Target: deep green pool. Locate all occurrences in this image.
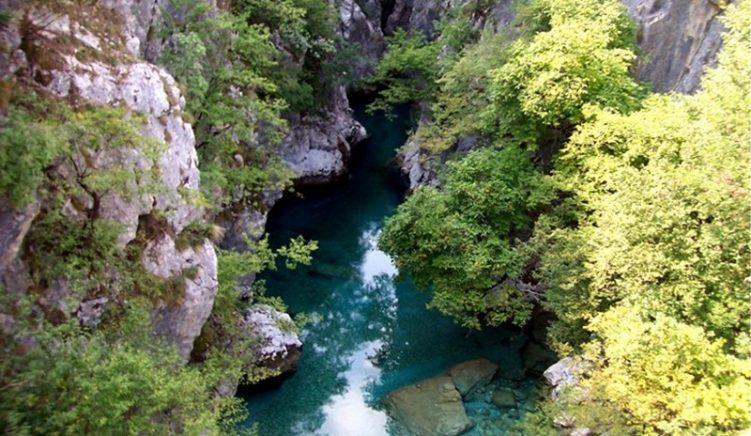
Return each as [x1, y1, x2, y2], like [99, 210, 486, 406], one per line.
[239, 104, 534, 435]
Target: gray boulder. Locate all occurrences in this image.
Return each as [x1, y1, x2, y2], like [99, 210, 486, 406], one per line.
[449, 358, 499, 396]
[543, 357, 591, 400]
[384, 375, 474, 436]
[242, 304, 303, 375]
[145, 237, 219, 359]
[281, 87, 367, 185]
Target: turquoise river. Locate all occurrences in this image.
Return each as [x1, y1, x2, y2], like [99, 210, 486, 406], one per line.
[239, 102, 542, 435]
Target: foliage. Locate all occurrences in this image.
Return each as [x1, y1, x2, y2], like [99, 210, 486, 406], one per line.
[485, 0, 644, 146]
[367, 0, 506, 117]
[535, 0, 751, 352]
[159, 0, 292, 210]
[0, 100, 66, 207]
[380, 146, 553, 328]
[0, 303, 246, 435]
[580, 305, 751, 435]
[235, 0, 347, 109]
[413, 31, 511, 154]
[376, 1, 751, 434]
[517, 2, 751, 434]
[1, 0, 332, 433]
[276, 235, 319, 269]
[0, 92, 159, 208]
[367, 29, 442, 115]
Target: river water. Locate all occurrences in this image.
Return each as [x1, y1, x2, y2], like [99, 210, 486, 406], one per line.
[239, 103, 538, 435]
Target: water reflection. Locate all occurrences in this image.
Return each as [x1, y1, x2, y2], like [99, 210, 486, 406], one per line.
[312, 230, 397, 436]
[359, 225, 397, 287]
[242, 220, 404, 435]
[317, 340, 388, 436]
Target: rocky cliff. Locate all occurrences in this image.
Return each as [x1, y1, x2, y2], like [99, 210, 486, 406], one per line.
[280, 86, 367, 186]
[0, 1, 216, 359]
[0, 0, 371, 377]
[625, 0, 729, 93]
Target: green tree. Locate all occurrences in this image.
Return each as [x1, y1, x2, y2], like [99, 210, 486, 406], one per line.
[585, 304, 751, 434]
[485, 0, 644, 146]
[380, 146, 554, 328]
[367, 29, 442, 115]
[0, 305, 246, 435]
[519, 2, 751, 434]
[413, 31, 511, 155]
[159, 0, 292, 210]
[535, 0, 751, 352]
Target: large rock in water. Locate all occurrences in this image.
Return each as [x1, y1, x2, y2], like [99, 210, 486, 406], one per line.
[242, 304, 303, 375]
[280, 86, 366, 186]
[449, 358, 499, 396]
[384, 375, 474, 436]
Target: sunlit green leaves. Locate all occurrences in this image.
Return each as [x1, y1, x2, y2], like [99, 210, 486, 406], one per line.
[380, 146, 553, 328]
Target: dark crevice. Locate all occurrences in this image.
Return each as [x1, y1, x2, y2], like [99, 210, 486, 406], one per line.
[380, 0, 396, 32]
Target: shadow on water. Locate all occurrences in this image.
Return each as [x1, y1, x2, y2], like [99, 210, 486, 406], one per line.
[238, 100, 531, 435]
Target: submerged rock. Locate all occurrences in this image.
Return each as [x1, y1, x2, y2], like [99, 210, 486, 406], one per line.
[491, 388, 517, 409]
[449, 358, 499, 397]
[384, 375, 474, 436]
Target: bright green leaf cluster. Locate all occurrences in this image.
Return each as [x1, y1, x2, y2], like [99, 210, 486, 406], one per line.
[380, 146, 554, 328]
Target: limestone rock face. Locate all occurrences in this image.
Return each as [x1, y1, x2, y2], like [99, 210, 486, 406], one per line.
[145, 237, 219, 359]
[100, 0, 219, 60]
[623, 0, 727, 93]
[0, 200, 39, 276]
[384, 375, 474, 436]
[100, 0, 165, 57]
[400, 136, 440, 191]
[449, 358, 499, 397]
[219, 207, 269, 252]
[281, 87, 367, 185]
[5, 4, 218, 358]
[242, 304, 303, 375]
[37, 20, 203, 246]
[337, 0, 387, 76]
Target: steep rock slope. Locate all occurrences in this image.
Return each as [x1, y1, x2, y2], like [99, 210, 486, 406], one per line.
[0, 2, 215, 359]
[625, 0, 728, 93]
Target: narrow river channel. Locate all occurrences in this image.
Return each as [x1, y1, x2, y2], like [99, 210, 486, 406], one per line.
[240, 102, 537, 435]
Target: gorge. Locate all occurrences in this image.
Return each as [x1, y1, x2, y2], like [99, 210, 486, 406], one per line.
[0, 0, 748, 435]
[238, 102, 549, 435]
